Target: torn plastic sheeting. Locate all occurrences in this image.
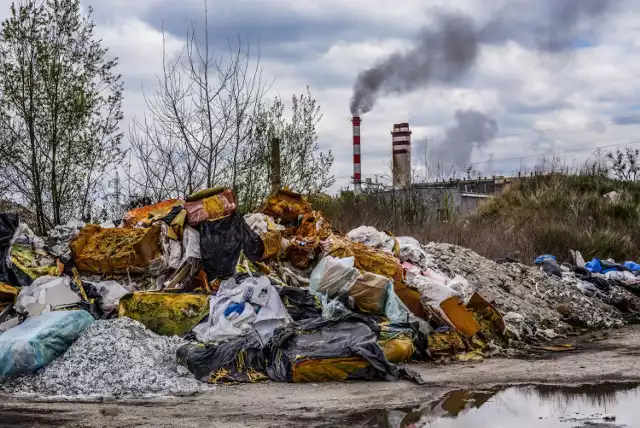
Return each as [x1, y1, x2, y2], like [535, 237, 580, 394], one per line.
[198, 213, 264, 280]
[161, 223, 183, 270]
[0, 310, 94, 376]
[70, 225, 161, 275]
[123, 199, 183, 228]
[193, 275, 291, 343]
[118, 292, 209, 336]
[265, 317, 412, 383]
[15, 275, 81, 317]
[184, 189, 236, 227]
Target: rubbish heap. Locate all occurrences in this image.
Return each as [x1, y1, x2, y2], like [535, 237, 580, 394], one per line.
[0, 188, 639, 396]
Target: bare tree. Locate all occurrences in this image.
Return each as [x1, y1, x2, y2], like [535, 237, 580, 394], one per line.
[606, 147, 640, 181]
[0, 0, 123, 233]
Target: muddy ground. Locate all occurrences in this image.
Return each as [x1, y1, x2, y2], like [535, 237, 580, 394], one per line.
[2, 326, 640, 428]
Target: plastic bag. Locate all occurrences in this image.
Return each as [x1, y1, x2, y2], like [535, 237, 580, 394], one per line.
[198, 213, 264, 279]
[0, 310, 94, 376]
[309, 256, 360, 297]
[16, 275, 81, 317]
[347, 226, 396, 254]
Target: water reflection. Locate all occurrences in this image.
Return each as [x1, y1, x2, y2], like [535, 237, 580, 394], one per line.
[334, 383, 640, 428]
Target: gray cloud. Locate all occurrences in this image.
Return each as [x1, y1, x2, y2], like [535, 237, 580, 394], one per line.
[350, 0, 617, 116]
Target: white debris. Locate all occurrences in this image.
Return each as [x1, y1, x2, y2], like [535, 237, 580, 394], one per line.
[347, 226, 396, 254]
[0, 318, 210, 397]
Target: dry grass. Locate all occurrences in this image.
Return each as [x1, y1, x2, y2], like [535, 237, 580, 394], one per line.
[316, 174, 640, 264]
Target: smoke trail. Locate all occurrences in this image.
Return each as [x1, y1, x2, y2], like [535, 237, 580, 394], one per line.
[429, 109, 498, 170]
[350, 0, 616, 116]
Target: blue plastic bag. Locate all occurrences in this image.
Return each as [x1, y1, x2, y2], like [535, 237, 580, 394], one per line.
[624, 261, 640, 272]
[0, 310, 94, 376]
[534, 254, 556, 265]
[585, 259, 603, 274]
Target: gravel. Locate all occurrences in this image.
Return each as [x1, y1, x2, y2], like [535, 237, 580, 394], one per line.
[0, 317, 211, 397]
[424, 243, 640, 339]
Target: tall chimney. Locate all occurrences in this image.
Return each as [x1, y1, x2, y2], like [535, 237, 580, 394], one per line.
[392, 122, 412, 188]
[352, 116, 362, 193]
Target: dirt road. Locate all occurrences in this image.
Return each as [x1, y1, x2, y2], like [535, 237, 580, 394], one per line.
[3, 326, 640, 427]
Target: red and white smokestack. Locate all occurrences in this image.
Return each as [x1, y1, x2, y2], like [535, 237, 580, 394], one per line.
[352, 116, 362, 193]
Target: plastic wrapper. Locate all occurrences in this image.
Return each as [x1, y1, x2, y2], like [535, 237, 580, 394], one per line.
[0, 310, 94, 376]
[397, 236, 428, 265]
[184, 189, 236, 226]
[349, 272, 390, 315]
[123, 199, 183, 227]
[186, 186, 227, 202]
[70, 225, 161, 275]
[198, 213, 264, 279]
[118, 292, 209, 336]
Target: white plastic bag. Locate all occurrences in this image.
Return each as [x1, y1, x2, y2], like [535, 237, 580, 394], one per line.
[397, 236, 426, 263]
[309, 256, 360, 297]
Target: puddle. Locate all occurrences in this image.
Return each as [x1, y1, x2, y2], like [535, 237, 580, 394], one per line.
[332, 383, 640, 428]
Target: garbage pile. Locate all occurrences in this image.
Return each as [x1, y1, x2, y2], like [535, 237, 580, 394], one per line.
[0, 188, 639, 396]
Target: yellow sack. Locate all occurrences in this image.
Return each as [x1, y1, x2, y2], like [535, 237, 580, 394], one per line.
[261, 230, 282, 260]
[379, 335, 415, 364]
[118, 292, 209, 336]
[71, 225, 161, 275]
[123, 199, 183, 228]
[292, 357, 370, 383]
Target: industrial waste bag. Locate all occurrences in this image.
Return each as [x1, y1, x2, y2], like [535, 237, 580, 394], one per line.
[118, 292, 209, 336]
[0, 310, 94, 376]
[70, 225, 161, 274]
[265, 317, 403, 383]
[177, 332, 266, 383]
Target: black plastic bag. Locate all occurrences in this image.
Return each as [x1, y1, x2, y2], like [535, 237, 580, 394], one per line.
[0, 213, 19, 284]
[265, 317, 421, 383]
[198, 213, 264, 279]
[177, 332, 266, 383]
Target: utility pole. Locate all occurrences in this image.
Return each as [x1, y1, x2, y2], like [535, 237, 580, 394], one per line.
[270, 136, 282, 193]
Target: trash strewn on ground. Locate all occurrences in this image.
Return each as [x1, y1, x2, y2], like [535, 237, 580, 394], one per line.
[0, 190, 639, 396]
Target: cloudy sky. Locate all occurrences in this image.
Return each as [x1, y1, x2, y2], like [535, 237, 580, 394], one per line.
[4, 0, 640, 191]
